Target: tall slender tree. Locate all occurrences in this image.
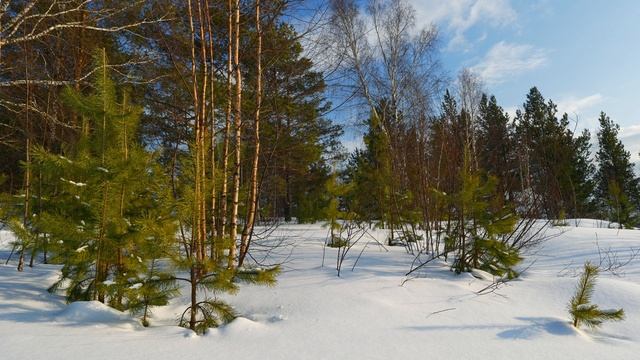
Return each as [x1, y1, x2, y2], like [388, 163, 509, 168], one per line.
[239, 0, 263, 267]
[595, 112, 639, 227]
[228, 0, 243, 269]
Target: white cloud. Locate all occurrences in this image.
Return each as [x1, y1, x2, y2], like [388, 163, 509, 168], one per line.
[620, 132, 640, 163]
[556, 94, 603, 117]
[412, 0, 517, 49]
[620, 124, 640, 139]
[555, 94, 604, 130]
[471, 42, 548, 84]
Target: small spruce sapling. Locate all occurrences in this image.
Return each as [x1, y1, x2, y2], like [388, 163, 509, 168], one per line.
[569, 262, 625, 328]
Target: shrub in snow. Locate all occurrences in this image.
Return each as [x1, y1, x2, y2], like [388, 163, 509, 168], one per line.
[569, 262, 624, 329]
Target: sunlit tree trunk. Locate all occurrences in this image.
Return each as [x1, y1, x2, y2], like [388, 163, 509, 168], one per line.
[186, 0, 204, 329]
[228, 0, 242, 269]
[239, 0, 262, 267]
[219, 0, 234, 247]
[204, 0, 218, 260]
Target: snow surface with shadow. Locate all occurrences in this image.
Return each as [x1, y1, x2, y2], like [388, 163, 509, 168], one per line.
[496, 317, 576, 339]
[1, 222, 639, 360]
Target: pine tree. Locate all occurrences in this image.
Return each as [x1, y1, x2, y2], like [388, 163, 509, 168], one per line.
[34, 50, 179, 323]
[477, 94, 516, 205]
[567, 129, 596, 217]
[446, 150, 521, 278]
[3, 217, 36, 268]
[324, 169, 350, 247]
[347, 104, 396, 242]
[595, 112, 639, 227]
[515, 87, 578, 218]
[569, 262, 624, 328]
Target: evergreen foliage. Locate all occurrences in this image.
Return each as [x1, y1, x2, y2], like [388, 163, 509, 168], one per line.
[33, 51, 179, 323]
[4, 217, 37, 267]
[171, 123, 280, 334]
[477, 94, 516, 205]
[1, 0, 638, 337]
[258, 24, 342, 222]
[569, 262, 625, 329]
[569, 129, 597, 217]
[515, 88, 584, 218]
[323, 169, 351, 247]
[595, 112, 639, 228]
[344, 105, 396, 238]
[446, 159, 521, 278]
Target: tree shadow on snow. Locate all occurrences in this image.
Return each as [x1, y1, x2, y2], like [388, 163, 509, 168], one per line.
[496, 317, 575, 339]
[0, 266, 66, 324]
[404, 317, 577, 340]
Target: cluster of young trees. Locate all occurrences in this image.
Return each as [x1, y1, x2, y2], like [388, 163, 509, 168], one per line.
[323, 0, 640, 277]
[0, 0, 342, 333]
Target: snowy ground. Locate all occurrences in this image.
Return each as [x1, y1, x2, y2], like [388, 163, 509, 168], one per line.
[1, 220, 639, 359]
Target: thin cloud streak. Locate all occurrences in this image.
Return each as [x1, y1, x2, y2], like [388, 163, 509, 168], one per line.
[471, 41, 548, 84]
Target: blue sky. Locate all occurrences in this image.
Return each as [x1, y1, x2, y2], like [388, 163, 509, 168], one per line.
[413, 0, 640, 160]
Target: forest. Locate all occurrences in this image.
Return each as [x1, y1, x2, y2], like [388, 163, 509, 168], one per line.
[0, 0, 639, 356]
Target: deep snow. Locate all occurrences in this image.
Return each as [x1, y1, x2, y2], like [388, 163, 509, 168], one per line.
[1, 220, 639, 359]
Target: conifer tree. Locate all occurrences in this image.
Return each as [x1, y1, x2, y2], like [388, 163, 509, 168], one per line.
[515, 88, 567, 217]
[569, 262, 624, 328]
[595, 112, 639, 227]
[567, 129, 597, 217]
[347, 105, 395, 241]
[477, 94, 516, 205]
[171, 145, 279, 333]
[447, 152, 521, 278]
[324, 169, 349, 247]
[3, 218, 36, 269]
[34, 50, 179, 323]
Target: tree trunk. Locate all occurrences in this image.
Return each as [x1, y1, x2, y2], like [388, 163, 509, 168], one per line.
[196, 0, 209, 265]
[239, 0, 262, 267]
[18, 38, 32, 272]
[204, 0, 218, 260]
[228, 0, 242, 269]
[189, 267, 197, 330]
[219, 0, 234, 246]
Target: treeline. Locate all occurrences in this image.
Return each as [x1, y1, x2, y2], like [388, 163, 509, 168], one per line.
[341, 84, 640, 231]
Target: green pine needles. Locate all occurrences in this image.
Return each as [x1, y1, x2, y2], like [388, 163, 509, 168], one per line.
[324, 170, 350, 248]
[569, 262, 624, 329]
[443, 151, 522, 278]
[35, 49, 178, 325]
[171, 138, 279, 334]
[31, 50, 281, 334]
